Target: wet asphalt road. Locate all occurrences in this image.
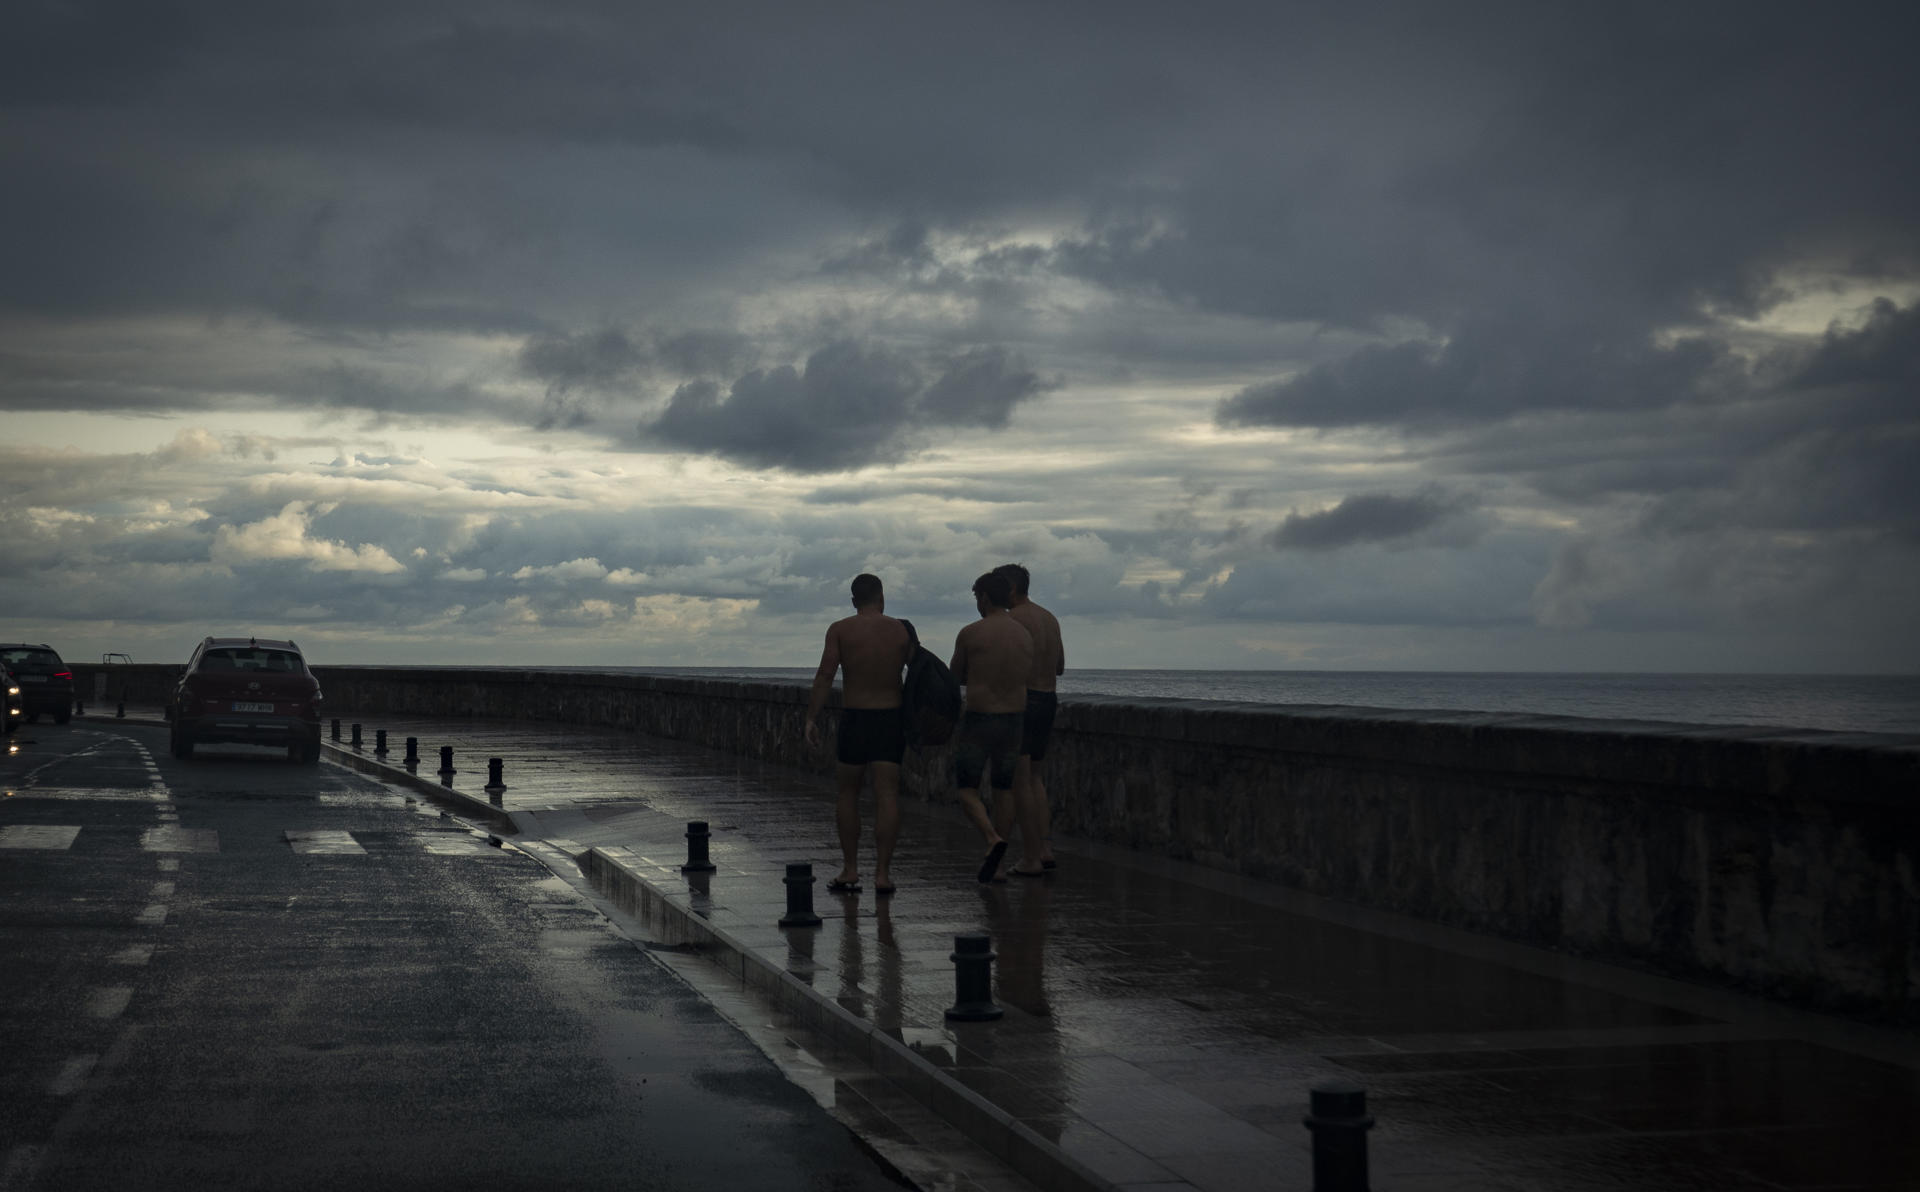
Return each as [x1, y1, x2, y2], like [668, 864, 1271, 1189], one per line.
[0, 719, 914, 1191]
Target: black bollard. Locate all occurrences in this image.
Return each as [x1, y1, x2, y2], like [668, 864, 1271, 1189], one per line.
[779, 863, 821, 928]
[1303, 1081, 1374, 1192]
[404, 737, 419, 768]
[331, 719, 340, 741]
[486, 757, 504, 788]
[350, 722, 362, 748]
[374, 729, 388, 755]
[438, 745, 455, 775]
[945, 933, 1004, 1021]
[682, 821, 717, 873]
[116, 701, 126, 719]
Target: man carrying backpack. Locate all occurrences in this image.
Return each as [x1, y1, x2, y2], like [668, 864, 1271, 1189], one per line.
[805, 573, 912, 895]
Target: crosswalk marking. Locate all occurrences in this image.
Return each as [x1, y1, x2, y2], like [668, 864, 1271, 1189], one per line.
[85, 987, 132, 1019]
[12, 787, 176, 803]
[139, 826, 218, 853]
[0, 825, 81, 850]
[285, 829, 367, 855]
[421, 836, 497, 856]
[48, 1055, 97, 1097]
[0, 824, 510, 857]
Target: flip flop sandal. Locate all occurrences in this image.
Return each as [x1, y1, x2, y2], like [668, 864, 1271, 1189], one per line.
[977, 840, 1009, 884]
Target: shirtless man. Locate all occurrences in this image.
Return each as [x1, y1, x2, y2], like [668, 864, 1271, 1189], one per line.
[948, 570, 1034, 883]
[805, 573, 911, 895]
[994, 562, 1064, 876]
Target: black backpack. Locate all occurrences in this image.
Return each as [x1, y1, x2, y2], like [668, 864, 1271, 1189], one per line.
[897, 619, 962, 749]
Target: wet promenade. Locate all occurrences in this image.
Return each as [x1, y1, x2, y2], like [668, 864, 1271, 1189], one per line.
[211, 712, 1920, 1189]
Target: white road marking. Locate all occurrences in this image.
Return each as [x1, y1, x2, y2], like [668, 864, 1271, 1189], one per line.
[422, 835, 495, 855]
[110, 944, 155, 966]
[18, 787, 168, 802]
[135, 904, 168, 926]
[285, 829, 366, 855]
[149, 881, 175, 898]
[85, 987, 132, 1019]
[0, 825, 81, 850]
[139, 826, 217, 853]
[48, 1055, 97, 1097]
[157, 858, 179, 871]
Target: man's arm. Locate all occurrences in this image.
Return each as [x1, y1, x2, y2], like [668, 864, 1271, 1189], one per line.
[1054, 618, 1066, 676]
[804, 626, 840, 748]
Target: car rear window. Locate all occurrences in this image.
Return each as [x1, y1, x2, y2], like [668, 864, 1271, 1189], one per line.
[1, 648, 63, 669]
[201, 648, 304, 673]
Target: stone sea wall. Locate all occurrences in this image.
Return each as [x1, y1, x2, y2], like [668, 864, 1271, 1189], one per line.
[80, 661, 1919, 1018]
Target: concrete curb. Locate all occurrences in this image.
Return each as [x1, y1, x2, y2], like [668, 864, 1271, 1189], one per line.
[581, 847, 1120, 1192]
[319, 742, 515, 829]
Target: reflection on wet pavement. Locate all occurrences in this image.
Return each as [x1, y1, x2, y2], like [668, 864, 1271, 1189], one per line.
[335, 714, 1920, 1192]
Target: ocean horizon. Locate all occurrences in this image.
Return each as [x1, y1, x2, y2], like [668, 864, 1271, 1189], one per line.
[390, 665, 1920, 737]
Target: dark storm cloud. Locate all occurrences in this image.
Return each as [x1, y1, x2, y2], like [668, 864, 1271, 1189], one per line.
[656, 329, 757, 379]
[1217, 326, 1731, 429]
[917, 347, 1055, 430]
[1792, 298, 1920, 396]
[1268, 489, 1471, 551]
[648, 341, 921, 472]
[518, 328, 650, 393]
[645, 340, 1049, 471]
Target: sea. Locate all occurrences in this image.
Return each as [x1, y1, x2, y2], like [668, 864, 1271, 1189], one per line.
[563, 667, 1920, 737]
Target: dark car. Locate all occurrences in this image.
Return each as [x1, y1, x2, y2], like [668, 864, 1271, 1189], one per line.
[2, 661, 22, 734]
[0, 644, 75, 723]
[167, 637, 324, 764]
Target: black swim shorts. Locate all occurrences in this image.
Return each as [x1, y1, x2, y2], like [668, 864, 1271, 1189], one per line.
[1020, 690, 1058, 761]
[837, 706, 906, 766]
[953, 710, 1021, 791]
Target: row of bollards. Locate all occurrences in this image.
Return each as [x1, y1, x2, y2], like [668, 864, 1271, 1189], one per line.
[325, 720, 505, 793]
[686, 824, 1377, 1188]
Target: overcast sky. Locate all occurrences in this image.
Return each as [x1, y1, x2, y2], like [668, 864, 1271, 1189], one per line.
[3, 1, 1917, 673]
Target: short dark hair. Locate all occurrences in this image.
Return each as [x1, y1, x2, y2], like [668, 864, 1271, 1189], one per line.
[992, 563, 1030, 596]
[972, 571, 1012, 609]
[850, 573, 884, 607]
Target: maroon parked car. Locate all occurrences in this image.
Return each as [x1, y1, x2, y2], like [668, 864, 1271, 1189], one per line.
[167, 637, 324, 764]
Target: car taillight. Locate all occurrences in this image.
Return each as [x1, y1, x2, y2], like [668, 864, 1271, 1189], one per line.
[54, 671, 71, 679]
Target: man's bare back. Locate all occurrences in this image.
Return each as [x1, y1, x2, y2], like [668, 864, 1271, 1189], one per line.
[821, 610, 910, 709]
[1007, 598, 1063, 693]
[951, 611, 1032, 714]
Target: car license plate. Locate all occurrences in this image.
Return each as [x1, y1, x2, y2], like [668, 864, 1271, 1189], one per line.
[19, 675, 45, 683]
[232, 701, 275, 713]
